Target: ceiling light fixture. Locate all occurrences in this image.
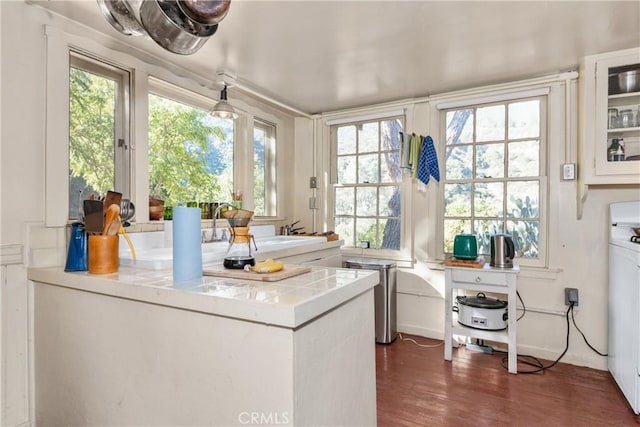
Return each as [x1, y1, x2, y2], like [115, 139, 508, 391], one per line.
[209, 84, 238, 119]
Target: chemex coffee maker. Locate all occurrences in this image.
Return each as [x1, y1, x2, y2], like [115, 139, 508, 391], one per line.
[222, 209, 258, 269]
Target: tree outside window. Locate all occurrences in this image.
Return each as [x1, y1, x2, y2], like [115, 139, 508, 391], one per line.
[443, 99, 543, 260]
[333, 118, 403, 249]
[69, 67, 116, 218]
[147, 94, 233, 208]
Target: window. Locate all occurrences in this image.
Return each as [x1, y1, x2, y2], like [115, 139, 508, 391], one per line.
[442, 97, 546, 263]
[50, 32, 284, 227]
[332, 117, 403, 249]
[253, 119, 277, 216]
[68, 53, 130, 219]
[148, 84, 234, 210]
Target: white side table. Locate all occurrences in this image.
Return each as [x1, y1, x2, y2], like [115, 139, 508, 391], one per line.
[444, 264, 520, 373]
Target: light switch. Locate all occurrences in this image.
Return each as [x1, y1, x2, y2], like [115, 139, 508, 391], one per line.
[309, 177, 317, 188]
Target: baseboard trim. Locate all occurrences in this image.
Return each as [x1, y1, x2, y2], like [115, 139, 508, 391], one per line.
[397, 323, 443, 341]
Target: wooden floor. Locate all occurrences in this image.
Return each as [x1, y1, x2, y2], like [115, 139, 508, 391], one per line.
[376, 334, 639, 426]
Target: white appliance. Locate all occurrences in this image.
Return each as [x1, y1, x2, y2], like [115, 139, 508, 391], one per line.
[608, 200, 640, 415]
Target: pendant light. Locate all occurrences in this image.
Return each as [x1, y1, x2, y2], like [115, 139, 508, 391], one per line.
[209, 84, 238, 119]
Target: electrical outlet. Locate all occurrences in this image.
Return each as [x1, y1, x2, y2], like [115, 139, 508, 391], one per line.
[562, 163, 576, 181]
[564, 287, 579, 306]
[360, 241, 370, 249]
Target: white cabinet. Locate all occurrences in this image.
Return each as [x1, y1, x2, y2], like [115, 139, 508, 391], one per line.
[444, 265, 520, 373]
[578, 47, 640, 218]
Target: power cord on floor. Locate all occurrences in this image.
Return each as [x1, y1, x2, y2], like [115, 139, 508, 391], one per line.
[398, 332, 444, 348]
[571, 303, 608, 357]
[497, 301, 607, 373]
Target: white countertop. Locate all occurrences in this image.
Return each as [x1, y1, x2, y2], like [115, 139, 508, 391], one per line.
[28, 264, 378, 329]
[120, 234, 342, 269]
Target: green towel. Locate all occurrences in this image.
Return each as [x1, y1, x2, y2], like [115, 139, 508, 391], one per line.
[409, 134, 423, 179]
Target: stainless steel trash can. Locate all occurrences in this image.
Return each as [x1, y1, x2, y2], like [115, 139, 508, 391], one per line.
[343, 258, 397, 344]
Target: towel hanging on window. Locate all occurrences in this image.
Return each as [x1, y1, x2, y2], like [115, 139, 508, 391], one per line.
[409, 133, 422, 179]
[400, 132, 412, 171]
[417, 135, 440, 188]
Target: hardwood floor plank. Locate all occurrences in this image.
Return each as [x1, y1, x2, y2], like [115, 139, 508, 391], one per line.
[376, 334, 640, 426]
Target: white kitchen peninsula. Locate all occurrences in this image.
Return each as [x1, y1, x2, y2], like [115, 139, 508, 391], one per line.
[28, 265, 378, 426]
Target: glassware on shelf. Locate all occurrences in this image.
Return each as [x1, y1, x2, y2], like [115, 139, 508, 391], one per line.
[608, 108, 619, 129]
[620, 109, 634, 128]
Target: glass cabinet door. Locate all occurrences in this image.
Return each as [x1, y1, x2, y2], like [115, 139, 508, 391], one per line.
[595, 55, 640, 176]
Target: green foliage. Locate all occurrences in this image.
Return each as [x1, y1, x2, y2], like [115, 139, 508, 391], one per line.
[148, 95, 226, 207]
[69, 67, 115, 194]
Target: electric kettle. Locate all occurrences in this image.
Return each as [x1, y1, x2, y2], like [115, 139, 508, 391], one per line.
[490, 234, 515, 268]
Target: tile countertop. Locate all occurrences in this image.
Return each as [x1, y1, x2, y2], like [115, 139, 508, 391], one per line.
[119, 233, 343, 270]
[27, 265, 378, 329]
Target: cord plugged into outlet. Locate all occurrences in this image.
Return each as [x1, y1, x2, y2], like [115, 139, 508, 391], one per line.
[359, 241, 370, 257]
[565, 287, 579, 306]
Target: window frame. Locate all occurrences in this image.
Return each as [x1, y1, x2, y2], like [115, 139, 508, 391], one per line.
[147, 77, 237, 209]
[329, 114, 409, 258]
[68, 52, 132, 219]
[253, 118, 277, 217]
[436, 94, 549, 268]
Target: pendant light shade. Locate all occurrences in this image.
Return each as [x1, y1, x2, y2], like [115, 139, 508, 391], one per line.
[209, 84, 238, 119]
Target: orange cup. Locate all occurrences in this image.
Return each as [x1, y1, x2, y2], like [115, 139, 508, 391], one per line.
[88, 234, 119, 274]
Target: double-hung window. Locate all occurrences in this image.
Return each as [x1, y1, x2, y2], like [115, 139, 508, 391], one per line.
[441, 96, 547, 265]
[332, 117, 404, 250]
[68, 52, 131, 219]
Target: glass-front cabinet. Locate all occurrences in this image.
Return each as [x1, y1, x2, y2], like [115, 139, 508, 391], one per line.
[596, 59, 640, 175]
[578, 47, 640, 217]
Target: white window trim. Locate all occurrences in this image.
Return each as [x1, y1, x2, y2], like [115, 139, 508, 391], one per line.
[326, 113, 413, 262]
[426, 79, 573, 269]
[69, 53, 132, 207]
[45, 25, 148, 226]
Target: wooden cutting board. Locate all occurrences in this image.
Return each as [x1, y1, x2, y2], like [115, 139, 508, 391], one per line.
[444, 257, 486, 268]
[203, 263, 312, 282]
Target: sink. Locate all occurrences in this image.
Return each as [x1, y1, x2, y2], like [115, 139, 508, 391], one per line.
[254, 235, 327, 246]
[120, 234, 328, 270]
[121, 241, 229, 270]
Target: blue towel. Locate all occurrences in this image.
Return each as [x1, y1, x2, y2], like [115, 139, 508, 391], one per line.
[417, 136, 440, 185]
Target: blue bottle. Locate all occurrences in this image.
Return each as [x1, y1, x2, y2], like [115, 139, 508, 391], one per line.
[64, 222, 88, 272]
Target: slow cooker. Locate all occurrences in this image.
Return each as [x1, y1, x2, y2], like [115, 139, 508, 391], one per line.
[454, 292, 508, 331]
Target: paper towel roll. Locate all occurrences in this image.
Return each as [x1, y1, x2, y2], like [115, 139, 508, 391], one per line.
[173, 207, 202, 281]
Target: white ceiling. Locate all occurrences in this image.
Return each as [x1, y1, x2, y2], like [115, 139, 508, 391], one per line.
[33, 0, 640, 114]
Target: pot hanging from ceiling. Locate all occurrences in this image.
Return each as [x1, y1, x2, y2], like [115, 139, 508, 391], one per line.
[97, 0, 231, 55]
[140, 0, 219, 55]
[176, 0, 231, 25]
[97, 0, 146, 36]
